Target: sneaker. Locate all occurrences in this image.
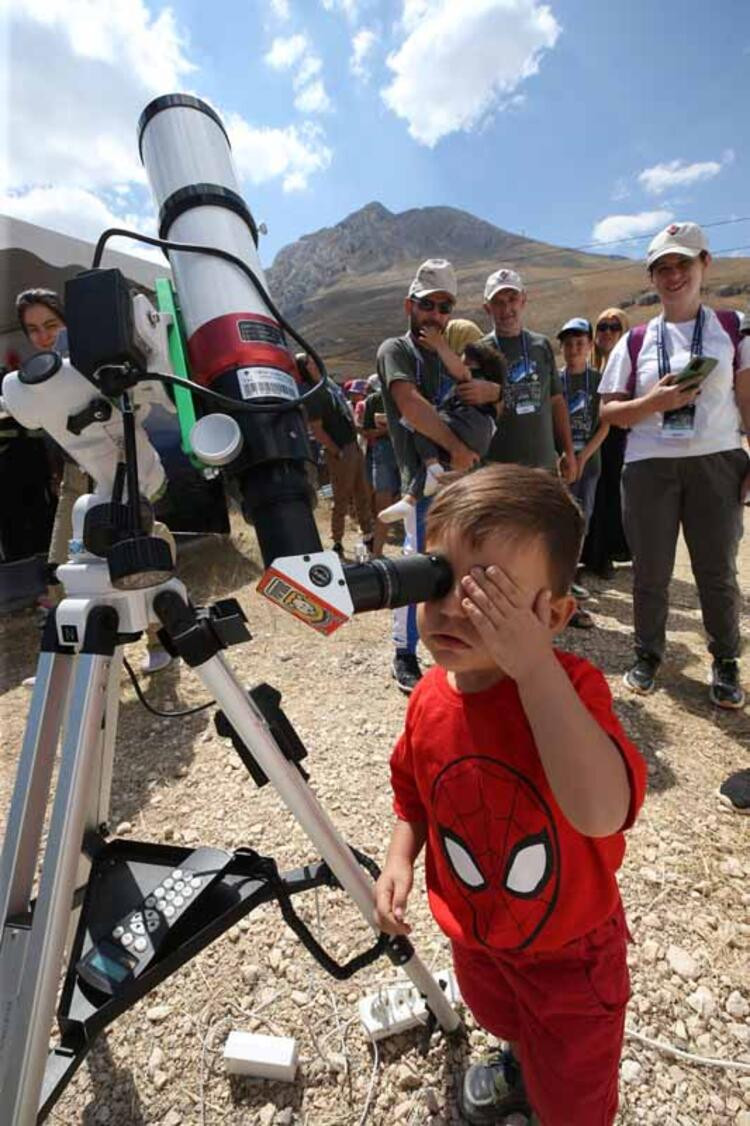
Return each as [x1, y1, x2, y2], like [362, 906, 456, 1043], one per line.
[623, 654, 659, 695]
[570, 581, 591, 601]
[718, 769, 750, 814]
[709, 659, 745, 710]
[379, 498, 417, 524]
[460, 1049, 530, 1125]
[392, 652, 422, 694]
[141, 646, 175, 675]
[568, 607, 595, 630]
[423, 463, 447, 497]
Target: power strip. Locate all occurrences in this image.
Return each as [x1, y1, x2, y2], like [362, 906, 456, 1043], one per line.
[223, 1030, 299, 1081]
[358, 969, 461, 1040]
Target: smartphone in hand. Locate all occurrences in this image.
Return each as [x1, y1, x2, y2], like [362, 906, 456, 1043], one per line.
[669, 356, 718, 387]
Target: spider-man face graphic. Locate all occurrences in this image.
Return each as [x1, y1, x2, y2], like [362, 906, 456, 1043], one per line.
[432, 757, 560, 951]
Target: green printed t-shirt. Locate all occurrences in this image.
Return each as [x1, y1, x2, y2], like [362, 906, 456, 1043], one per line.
[376, 335, 448, 491]
[481, 329, 562, 470]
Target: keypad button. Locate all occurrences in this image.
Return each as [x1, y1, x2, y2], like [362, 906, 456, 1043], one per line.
[154, 886, 166, 899]
[113, 925, 124, 939]
[131, 921, 144, 935]
[165, 890, 175, 901]
[191, 877, 203, 889]
[174, 880, 185, 891]
[183, 884, 194, 897]
[145, 896, 156, 908]
[164, 905, 175, 918]
[121, 933, 134, 947]
[134, 937, 148, 953]
[173, 895, 184, 908]
[163, 877, 174, 889]
[172, 869, 183, 880]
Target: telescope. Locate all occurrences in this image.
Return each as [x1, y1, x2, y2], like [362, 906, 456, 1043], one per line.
[0, 94, 460, 1124]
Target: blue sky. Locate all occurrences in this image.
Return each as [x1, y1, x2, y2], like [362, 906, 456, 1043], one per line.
[4, 0, 749, 270]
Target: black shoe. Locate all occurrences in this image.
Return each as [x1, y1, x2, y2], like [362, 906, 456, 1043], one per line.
[709, 659, 745, 710]
[718, 769, 750, 814]
[460, 1049, 530, 1124]
[332, 542, 344, 557]
[392, 652, 422, 694]
[568, 607, 595, 630]
[624, 654, 660, 695]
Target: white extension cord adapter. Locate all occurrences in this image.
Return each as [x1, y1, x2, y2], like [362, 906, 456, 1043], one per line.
[358, 969, 462, 1040]
[223, 1030, 299, 1081]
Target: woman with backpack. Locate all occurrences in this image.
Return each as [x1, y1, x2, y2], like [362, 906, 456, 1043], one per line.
[599, 221, 750, 708]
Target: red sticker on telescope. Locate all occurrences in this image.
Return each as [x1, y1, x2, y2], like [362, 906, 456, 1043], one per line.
[257, 568, 348, 635]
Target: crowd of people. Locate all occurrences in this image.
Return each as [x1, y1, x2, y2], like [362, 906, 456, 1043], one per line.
[4, 219, 748, 1126]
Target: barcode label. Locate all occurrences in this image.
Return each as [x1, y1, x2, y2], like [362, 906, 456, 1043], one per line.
[237, 367, 298, 401]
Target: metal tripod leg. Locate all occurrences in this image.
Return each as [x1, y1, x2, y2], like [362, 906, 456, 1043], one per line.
[0, 607, 119, 1126]
[193, 651, 460, 1036]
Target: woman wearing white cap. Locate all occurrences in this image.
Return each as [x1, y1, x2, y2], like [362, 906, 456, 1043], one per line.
[599, 221, 750, 707]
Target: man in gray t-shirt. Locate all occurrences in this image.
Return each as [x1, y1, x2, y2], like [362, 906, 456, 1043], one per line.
[375, 259, 492, 694]
[480, 268, 576, 477]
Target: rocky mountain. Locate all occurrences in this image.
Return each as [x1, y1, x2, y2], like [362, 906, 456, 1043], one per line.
[267, 202, 588, 315]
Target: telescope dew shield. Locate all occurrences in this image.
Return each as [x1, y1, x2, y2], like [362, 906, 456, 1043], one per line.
[139, 93, 320, 565]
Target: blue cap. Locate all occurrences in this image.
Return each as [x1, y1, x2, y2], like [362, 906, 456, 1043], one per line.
[557, 317, 592, 340]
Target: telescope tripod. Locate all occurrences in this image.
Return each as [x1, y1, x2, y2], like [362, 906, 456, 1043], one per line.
[0, 563, 460, 1125]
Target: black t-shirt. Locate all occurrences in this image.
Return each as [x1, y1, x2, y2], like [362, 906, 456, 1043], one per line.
[560, 365, 601, 472]
[305, 381, 356, 448]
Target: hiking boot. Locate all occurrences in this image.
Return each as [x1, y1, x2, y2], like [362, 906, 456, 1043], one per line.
[623, 653, 660, 695]
[392, 652, 422, 694]
[718, 769, 750, 814]
[709, 659, 745, 710]
[460, 1049, 530, 1124]
[570, 581, 591, 601]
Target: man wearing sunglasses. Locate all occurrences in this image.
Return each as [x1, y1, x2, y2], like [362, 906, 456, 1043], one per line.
[377, 259, 479, 693]
[480, 268, 577, 483]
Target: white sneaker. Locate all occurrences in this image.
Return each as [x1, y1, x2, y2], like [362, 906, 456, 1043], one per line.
[141, 647, 175, 675]
[22, 676, 36, 689]
[423, 463, 447, 497]
[378, 498, 417, 524]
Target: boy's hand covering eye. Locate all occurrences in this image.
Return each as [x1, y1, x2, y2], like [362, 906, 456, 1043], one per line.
[461, 565, 555, 682]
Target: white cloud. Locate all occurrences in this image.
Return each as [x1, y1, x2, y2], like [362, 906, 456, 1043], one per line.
[264, 32, 332, 114]
[265, 33, 309, 70]
[321, 0, 361, 21]
[0, 185, 163, 262]
[637, 152, 734, 196]
[351, 28, 376, 80]
[3, 4, 332, 246]
[591, 210, 674, 247]
[381, 0, 560, 146]
[226, 116, 332, 193]
[269, 0, 292, 19]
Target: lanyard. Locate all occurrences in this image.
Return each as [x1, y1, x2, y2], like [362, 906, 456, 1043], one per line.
[656, 307, 704, 378]
[561, 365, 592, 401]
[494, 330, 530, 375]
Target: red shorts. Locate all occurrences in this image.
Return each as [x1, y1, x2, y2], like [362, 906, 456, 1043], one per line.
[452, 903, 630, 1126]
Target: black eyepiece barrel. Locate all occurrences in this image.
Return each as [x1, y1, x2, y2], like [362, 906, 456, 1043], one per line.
[344, 554, 452, 613]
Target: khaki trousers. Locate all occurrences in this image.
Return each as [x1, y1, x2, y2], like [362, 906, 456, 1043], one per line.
[325, 441, 373, 544]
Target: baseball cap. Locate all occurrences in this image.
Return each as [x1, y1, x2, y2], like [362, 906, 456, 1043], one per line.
[484, 268, 524, 302]
[347, 379, 369, 396]
[646, 221, 709, 269]
[557, 317, 593, 340]
[408, 258, 457, 300]
[367, 372, 380, 389]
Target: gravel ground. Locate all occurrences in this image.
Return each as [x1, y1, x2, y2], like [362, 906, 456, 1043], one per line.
[0, 509, 748, 1126]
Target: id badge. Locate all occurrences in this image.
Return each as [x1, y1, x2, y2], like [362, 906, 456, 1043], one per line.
[661, 405, 696, 439]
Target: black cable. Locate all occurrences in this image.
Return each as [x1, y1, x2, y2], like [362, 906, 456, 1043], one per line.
[122, 655, 214, 717]
[91, 227, 331, 412]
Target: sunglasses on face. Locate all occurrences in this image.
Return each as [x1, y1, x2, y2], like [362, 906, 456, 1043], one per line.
[414, 296, 455, 314]
[596, 321, 621, 333]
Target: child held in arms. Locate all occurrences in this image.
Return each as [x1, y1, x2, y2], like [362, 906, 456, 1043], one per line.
[378, 339, 505, 523]
[374, 464, 646, 1126]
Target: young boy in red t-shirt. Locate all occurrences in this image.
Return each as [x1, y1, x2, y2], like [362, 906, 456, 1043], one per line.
[374, 464, 646, 1126]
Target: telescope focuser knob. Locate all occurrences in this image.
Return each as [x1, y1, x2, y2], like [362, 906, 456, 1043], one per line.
[108, 535, 175, 590]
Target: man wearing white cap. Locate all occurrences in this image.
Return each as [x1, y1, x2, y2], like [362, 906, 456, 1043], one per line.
[599, 221, 750, 708]
[376, 258, 480, 693]
[480, 268, 577, 479]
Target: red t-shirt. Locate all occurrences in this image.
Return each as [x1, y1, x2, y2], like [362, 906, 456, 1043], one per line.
[390, 652, 646, 954]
